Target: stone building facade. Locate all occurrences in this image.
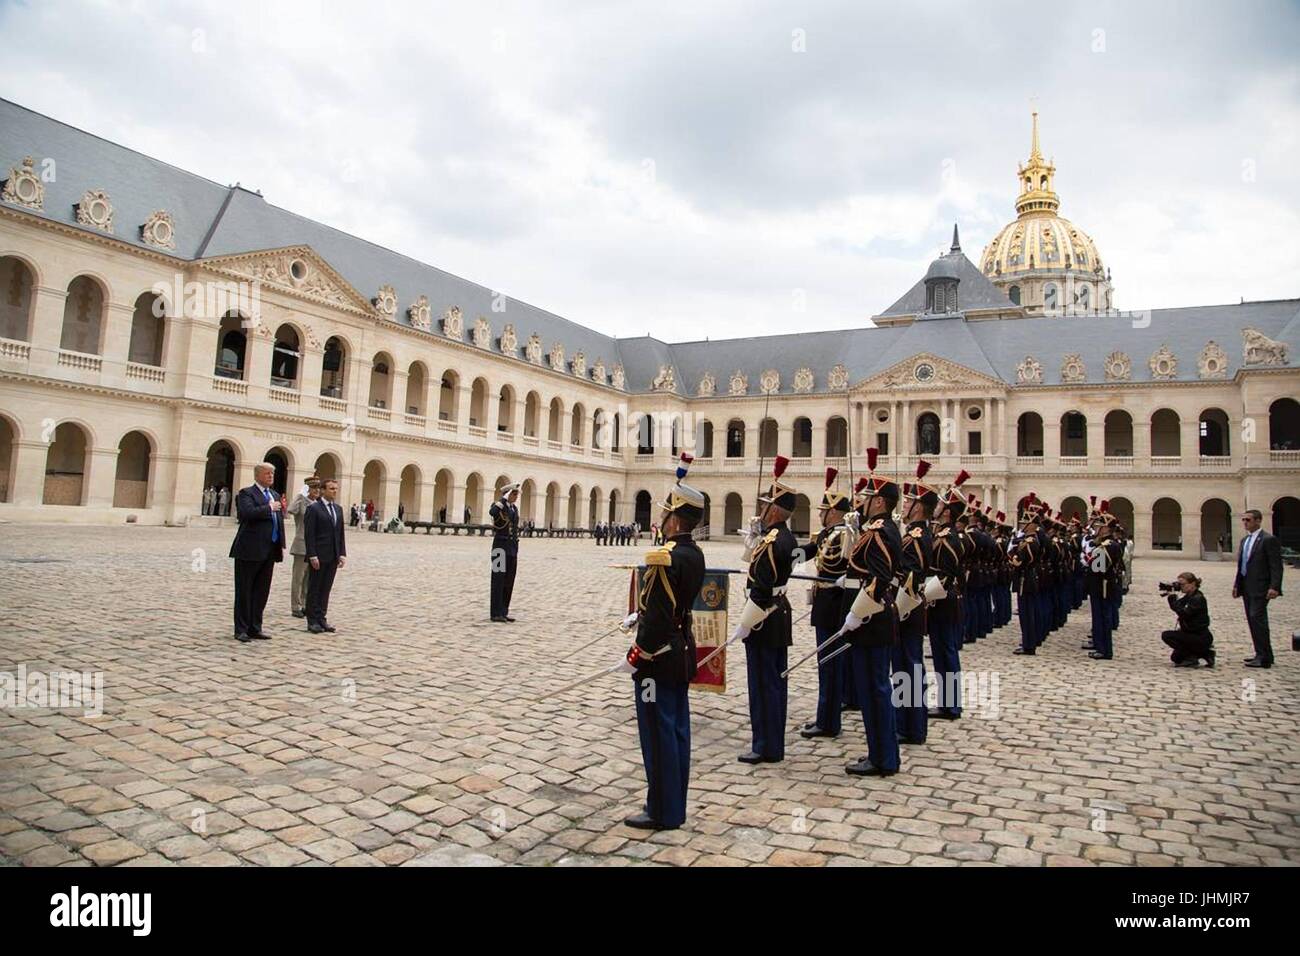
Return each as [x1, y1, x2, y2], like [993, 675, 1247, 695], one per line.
[1, 99, 1297, 557]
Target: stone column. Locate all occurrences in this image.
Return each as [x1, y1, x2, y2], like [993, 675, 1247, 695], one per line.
[1133, 507, 1153, 558]
[811, 421, 827, 460]
[1044, 418, 1061, 465]
[381, 476, 402, 523]
[449, 482, 466, 523]
[10, 438, 48, 506]
[99, 302, 135, 387]
[900, 401, 911, 456]
[86, 446, 119, 509]
[1086, 418, 1104, 464]
[1180, 418, 1200, 469]
[299, 345, 323, 400]
[243, 328, 273, 398]
[25, 286, 68, 378]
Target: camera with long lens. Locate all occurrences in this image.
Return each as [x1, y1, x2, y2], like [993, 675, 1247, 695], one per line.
[1157, 581, 1178, 594]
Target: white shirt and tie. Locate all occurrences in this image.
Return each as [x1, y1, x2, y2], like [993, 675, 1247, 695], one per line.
[1239, 529, 1259, 576]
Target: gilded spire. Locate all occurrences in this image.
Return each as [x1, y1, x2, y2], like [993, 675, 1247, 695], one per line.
[1015, 110, 1058, 218]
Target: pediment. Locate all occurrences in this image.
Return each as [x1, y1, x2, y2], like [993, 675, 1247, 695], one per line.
[198, 245, 372, 313]
[854, 353, 1003, 392]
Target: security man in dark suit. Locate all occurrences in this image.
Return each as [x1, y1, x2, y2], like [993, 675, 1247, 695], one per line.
[304, 478, 347, 634]
[798, 468, 852, 740]
[841, 449, 903, 776]
[734, 456, 797, 765]
[928, 470, 970, 720]
[894, 461, 936, 745]
[489, 483, 521, 622]
[228, 462, 285, 643]
[1234, 508, 1284, 668]
[624, 457, 707, 830]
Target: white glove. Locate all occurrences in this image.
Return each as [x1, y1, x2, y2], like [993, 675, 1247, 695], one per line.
[834, 574, 848, 588]
[619, 612, 639, 632]
[731, 623, 751, 641]
[842, 611, 863, 633]
[844, 512, 860, 532]
[794, 558, 817, 577]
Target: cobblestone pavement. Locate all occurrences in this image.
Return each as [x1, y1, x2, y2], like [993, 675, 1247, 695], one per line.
[1, 523, 1297, 867]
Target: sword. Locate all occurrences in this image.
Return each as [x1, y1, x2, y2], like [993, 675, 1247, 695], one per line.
[535, 658, 632, 702]
[563, 620, 632, 661]
[818, 641, 853, 668]
[781, 626, 848, 679]
[607, 565, 839, 584]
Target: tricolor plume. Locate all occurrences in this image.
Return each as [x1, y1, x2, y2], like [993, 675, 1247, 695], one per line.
[675, 452, 694, 482]
[772, 455, 789, 479]
[866, 447, 879, 472]
[824, 467, 838, 489]
[915, 459, 932, 480]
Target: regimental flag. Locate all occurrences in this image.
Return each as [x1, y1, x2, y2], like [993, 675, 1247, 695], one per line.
[629, 567, 729, 693]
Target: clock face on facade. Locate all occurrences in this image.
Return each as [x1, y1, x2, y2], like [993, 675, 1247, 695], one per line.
[914, 362, 935, 383]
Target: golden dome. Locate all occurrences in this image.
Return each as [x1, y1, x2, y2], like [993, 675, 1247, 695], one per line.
[979, 112, 1113, 311]
[981, 213, 1105, 279]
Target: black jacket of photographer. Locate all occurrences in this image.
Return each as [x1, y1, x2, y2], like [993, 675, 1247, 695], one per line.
[1166, 588, 1210, 636]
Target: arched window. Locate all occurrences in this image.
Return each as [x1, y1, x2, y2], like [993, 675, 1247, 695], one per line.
[916, 412, 940, 456]
[0, 256, 35, 341]
[1269, 398, 1300, 450]
[128, 292, 166, 366]
[792, 417, 812, 458]
[825, 416, 848, 457]
[1017, 412, 1043, 456]
[1043, 283, 1059, 311]
[1008, 284, 1021, 306]
[61, 276, 105, 354]
[321, 336, 346, 398]
[270, 325, 300, 388]
[637, 415, 654, 454]
[726, 420, 745, 458]
[215, 313, 247, 379]
[1199, 408, 1230, 457]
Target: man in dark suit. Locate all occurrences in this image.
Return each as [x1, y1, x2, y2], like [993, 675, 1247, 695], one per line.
[304, 478, 347, 634]
[1233, 508, 1283, 668]
[488, 483, 520, 622]
[229, 462, 285, 643]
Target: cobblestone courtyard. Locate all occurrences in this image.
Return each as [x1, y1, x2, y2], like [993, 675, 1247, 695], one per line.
[1, 523, 1297, 867]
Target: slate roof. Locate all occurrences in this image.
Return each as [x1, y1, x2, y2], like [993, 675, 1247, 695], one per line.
[2, 97, 1295, 396]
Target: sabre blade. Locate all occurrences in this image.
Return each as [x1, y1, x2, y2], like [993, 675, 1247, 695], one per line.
[781, 625, 845, 679]
[819, 641, 853, 668]
[536, 658, 630, 702]
[563, 621, 627, 660]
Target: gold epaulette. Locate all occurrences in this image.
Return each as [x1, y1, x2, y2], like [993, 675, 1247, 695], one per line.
[644, 543, 675, 566]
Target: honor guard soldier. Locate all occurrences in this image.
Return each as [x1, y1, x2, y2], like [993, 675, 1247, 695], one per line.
[895, 460, 937, 745]
[994, 511, 1014, 627]
[623, 455, 707, 830]
[733, 456, 798, 764]
[1032, 499, 1054, 644]
[488, 483, 521, 622]
[1084, 505, 1125, 659]
[928, 469, 970, 720]
[798, 468, 853, 740]
[1010, 503, 1042, 654]
[840, 449, 903, 777]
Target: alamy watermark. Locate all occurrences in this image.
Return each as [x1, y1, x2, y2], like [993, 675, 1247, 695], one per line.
[1, 664, 104, 718]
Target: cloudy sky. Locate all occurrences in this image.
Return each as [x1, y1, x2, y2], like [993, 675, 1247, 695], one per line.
[1, 0, 1297, 341]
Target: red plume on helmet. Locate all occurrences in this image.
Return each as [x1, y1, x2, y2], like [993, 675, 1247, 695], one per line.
[967, 492, 976, 504]
[915, 459, 931, 480]
[824, 466, 838, 489]
[1100, 499, 1110, 514]
[854, 476, 869, 493]
[1089, 495, 1097, 507]
[952, 469, 970, 487]
[866, 447, 879, 472]
[997, 511, 1006, 522]
[772, 455, 790, 479]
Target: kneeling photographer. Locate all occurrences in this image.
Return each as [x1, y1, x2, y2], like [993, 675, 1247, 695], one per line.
[1160, 572, 1214, 667]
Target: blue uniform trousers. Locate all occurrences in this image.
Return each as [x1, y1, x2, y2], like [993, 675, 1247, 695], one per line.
[745, 643, 788, 760]
[1018, 591, 1038, 651]
[1089, 591, 1113, 658]
[812, 622, 844, 735]
[928, 603, 963, 716]
[892, 614, 928, 743]
[633, 677, 690, 827]
[851, 644, 900, 771]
